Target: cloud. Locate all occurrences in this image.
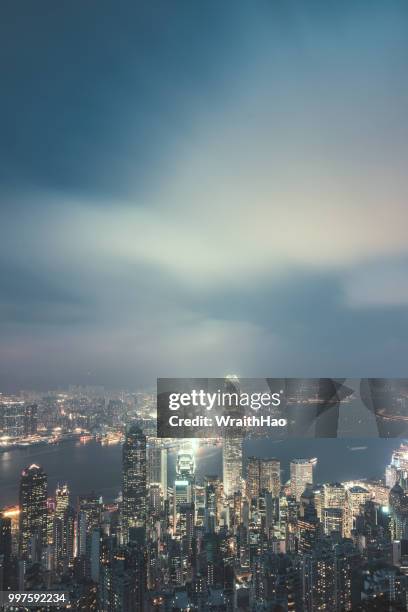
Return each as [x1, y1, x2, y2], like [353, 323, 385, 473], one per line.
[343, 260, 408, 308]
[1, 0, 408, 390]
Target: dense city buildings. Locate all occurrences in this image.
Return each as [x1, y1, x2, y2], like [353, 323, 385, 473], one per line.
[0, 400, 37, 439]
[1, 387, 408, 609]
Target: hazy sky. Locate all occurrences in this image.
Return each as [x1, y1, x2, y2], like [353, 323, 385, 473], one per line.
[1, 0, 408, 391]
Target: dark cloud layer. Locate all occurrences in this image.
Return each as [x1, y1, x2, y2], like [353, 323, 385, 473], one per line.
[1, 0, 408, 391]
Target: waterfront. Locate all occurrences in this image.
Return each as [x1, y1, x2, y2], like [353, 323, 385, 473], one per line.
[0, 437, 402, 507]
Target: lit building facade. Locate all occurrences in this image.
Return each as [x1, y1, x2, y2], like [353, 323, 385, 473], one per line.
[122, 424, 146, 542]
[19, 464, 48, 561]
[290, 459, 316, 502]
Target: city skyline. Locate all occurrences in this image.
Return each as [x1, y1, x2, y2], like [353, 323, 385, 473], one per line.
[1, 0, 408, 608]
[1, 381, 408, 607]
[2, 412, 408, 609]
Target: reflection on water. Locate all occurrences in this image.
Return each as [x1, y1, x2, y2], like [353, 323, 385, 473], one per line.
[0, 437, 401, 507]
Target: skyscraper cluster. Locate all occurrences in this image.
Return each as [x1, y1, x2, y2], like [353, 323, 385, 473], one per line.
[2, 415, 408, 610]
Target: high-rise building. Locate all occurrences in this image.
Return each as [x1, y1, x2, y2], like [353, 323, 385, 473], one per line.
[194, 485, 206, 527]
[174, 480, 192, 534]
[389, 483, 408, 540]
[222, 376, 243, 497]
[176, 442, 196, 483]
[19, 464, 48, 561]
[260, 458, 281, 497]
[53, 484, 70, 570]
[178, 502, 195, 552]
[64, 507, 75, 567]
[290, 459, 316, 502]
[23, 404, 38, 436]
[122, 424, 146, 542]
[223, 437, 243, 498]
[77, 493, 102, 579]
[323, 508, 343, 536]
[347, 486, 371, 519]
[147, 444, 168, 499]
[246, 457, 281, 499]
[55, 484, 69, 520]
[99, 531, 146, 611]
[247, 456, 260, 500]
[302, 542, 336, 610]
[149, 484, 162, 515]
[204, 478, 222, 533]
[323, 483, 346, 510]
[0, 513, 12, 590]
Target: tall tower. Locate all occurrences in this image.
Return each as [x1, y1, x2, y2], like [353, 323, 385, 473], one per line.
[147, 443, 168, 499]
[19, 464, 48, 561]
[53, 484, 70, 569]
[223, 440, 243, 497]
[222, 376, 243, 497]
[0, 513, 12, 589]
[290, 459, 316, 502]
[55, 484, 69, 520]
[260, 458, 281, 497]
[122, 424, 146, 542]
[247, 457, 260, 500]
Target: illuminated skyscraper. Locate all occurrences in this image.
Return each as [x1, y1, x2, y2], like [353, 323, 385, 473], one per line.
[347, 486, 371, 519]
[222, 376, 243, 497]
[246, 457, 260, 500]
[323, 483, 346, 510]
[77, 493, 101, 558]
[290, 459, 316, 502]
[176, 442, 195, 483]
[223, 438, 243, 497]
[64, 506, 75, 567]
[0, 513, 12, 590]
[323, 507, 343, 536]
[147, 443, 168, 499]
[302, 542, 336, 610]
[122, 424, 146, 542]
[55, 484, 69, 520]
[19, 464, 48, 561]
[178, 502, 195, 552]
[174, 480, 191, 506]
[76, 493, 101, 580]
[204, 477, 222, 533]
[53, 484, 70, 570]
[247, 457, 281, 499]
[260, 458, 281, 497]
[173, 479, 192, 538]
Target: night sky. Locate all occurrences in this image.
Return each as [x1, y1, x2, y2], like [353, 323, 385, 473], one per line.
[1, 1, 408, 391]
